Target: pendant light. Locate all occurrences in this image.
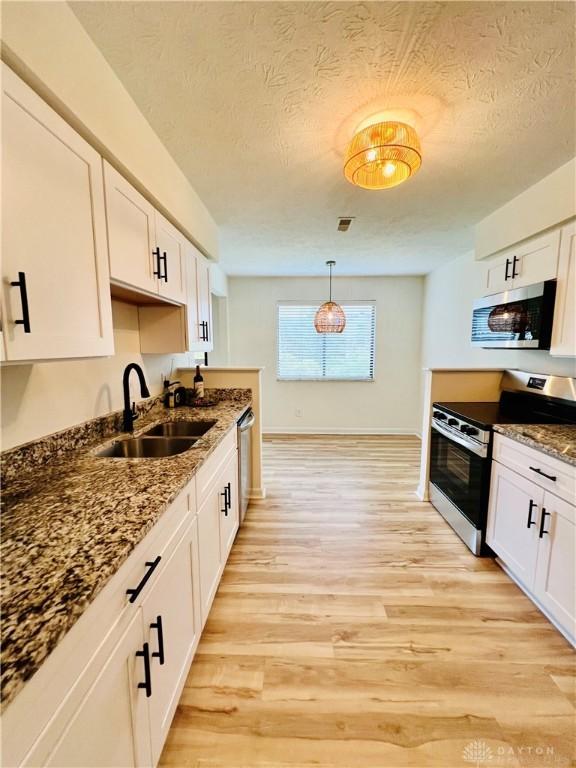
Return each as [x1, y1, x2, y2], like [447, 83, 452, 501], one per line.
[344, 120, 422, 190]
[314, 261, 346, 333]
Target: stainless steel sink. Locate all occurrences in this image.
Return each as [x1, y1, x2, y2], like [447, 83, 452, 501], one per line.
[142, 420, 216, 438]
[96, 436, 198, 458]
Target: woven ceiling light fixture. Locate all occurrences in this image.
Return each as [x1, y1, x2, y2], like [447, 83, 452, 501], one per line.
[344, 120, 422, 190]
[314, 261, 346, 333]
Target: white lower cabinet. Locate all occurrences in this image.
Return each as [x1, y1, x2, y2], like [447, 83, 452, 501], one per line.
[487, 434, 576, 644]
[142, 520, 200, 766]
[3, 434, 241, 767]
[533, 492, 576, 637]
[43, 611, 152, 768]
[486, 462, 543, 589]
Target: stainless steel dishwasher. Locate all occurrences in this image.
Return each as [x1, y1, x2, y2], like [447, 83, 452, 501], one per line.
[237, 408, 255, 524]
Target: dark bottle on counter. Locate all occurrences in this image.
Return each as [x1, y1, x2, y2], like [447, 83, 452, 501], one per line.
[194, 365, 204, 400]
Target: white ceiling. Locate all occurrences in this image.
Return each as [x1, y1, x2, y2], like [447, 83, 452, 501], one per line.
[71, 1, 576, 276]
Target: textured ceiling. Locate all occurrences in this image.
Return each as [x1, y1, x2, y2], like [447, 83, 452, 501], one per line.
[71, 1, 576, 276]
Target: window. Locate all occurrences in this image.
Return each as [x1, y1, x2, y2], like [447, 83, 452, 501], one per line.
[277, 301, 376, 381]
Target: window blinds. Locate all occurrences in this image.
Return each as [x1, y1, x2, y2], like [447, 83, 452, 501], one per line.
[277, 301, 376, 380]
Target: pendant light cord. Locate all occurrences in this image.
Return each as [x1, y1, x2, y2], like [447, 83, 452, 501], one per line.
[329, 262, 332, 302]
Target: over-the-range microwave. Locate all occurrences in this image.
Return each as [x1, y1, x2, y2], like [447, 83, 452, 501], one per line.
[471, 281, 556, 349]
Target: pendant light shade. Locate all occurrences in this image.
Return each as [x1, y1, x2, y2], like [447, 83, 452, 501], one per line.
[314, 261, 346, 333]
[344, 120, 422, 190]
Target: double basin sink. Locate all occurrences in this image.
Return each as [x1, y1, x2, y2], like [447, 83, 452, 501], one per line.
[97, 420, 216, 459]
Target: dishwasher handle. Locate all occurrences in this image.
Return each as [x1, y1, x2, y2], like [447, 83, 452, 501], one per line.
[238, 410, 255, 431]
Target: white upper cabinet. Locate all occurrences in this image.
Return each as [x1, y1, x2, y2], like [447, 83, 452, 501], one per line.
[155, 212, 187, 304]
[104, 163, 188, 305]
[1, 64, 114, 361]
[484, 229, 561, 296]
[550, 221, 576, 357]
[103, 161, 158, 296]
[196, 253, 213, 349]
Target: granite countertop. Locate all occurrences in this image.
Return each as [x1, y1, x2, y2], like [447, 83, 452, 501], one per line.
[0, 390, 251, 709]
[494, 424, 576, 467]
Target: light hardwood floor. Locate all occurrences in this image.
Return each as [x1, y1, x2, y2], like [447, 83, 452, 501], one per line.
[161, 435, 575, 768]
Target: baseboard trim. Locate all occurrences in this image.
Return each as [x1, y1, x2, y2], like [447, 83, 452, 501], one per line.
[263, 427, 421, 436]
[495, 557, 575, 648]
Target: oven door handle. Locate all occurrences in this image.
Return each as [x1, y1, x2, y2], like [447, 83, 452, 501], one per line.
[431, 421, 487, 458]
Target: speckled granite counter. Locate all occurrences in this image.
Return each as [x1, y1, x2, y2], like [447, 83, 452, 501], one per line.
[494, 424, 576, 467]
[0, 389, 251, 709]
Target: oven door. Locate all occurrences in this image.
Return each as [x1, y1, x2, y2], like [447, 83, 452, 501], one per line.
[430, 424, 490, 528]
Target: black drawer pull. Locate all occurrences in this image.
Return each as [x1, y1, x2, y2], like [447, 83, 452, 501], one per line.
[511, 255, 519, 279]
[136, 642, 152, 698]
[529, 466, 557, 482]
[200, 320, 208, 341]
[161, 251, 168, 283]
[226, 482, 231, 511]
[526, 499, 537, 528]
[151, 615, 165, 665]
[126, 556, 161, 603]
[504, 258, 511, 281]
[221, 487, 229, 516]
[539, 508, 550, 539]
[11, 272, 31, 333]
[152, 247, 162, 279]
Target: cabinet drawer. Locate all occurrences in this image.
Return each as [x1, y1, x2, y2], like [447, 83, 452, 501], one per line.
[195, 429, 237, 499]
[493, 434, 575, 504]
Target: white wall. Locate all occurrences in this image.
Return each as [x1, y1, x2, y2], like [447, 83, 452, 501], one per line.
[0, 302, 196, 450]
[421, 250, 576, 376]
[227, 276, 425, 434]
[1, 1, 218, 258]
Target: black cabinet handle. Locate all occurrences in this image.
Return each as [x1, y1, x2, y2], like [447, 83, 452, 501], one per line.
[511, 255, 519, 279]
[221, 487, 229, 516]
[151, 615, 165, 665]
[200, 320, 209, 341]
[161, 251, 168, 283]
[529, 466, 557, 482]
[136, 642, 152, 698]
[526, 499, 537, 528]
[126, 556, 161, 603]
[504, 258, 511, 281]
[539, 508, 550, 539]
[226, 482, 231, 511]
[10, 272, 31, 333]
[152, 247, 162, 279]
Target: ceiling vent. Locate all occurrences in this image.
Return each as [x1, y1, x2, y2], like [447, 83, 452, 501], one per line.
[338, 217, 354, 232]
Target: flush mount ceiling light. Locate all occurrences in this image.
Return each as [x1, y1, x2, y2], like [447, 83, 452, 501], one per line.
[344, 120, 422, 190]
[314, 261, 346, 334]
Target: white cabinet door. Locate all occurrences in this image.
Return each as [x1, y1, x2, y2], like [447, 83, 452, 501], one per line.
[219, 450, 239, 561]
[551, 221, 576, 357]
[142, 520, 199, 765]
[512, 229, 560, 289]
[103, 161, 158, 296]
[534, 492, 576, 642]
[185, 241, 201, 348]
[1, 64, 113, 361]
[487, 461, 543, 589]
[155, 212, 187, 304]
[485, 256, 511, 295]
[43, 612, 152, 768]
[196, 254, 213, 351]
[197, 487, 223, 626]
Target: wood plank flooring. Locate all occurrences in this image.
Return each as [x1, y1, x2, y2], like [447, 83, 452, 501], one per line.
[160, 435, 575, 768]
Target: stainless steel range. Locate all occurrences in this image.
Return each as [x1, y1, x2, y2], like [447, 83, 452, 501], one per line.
[429, 371, 576, 556]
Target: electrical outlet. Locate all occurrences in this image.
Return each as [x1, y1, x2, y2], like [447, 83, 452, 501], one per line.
[295, 408, 302, 418]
